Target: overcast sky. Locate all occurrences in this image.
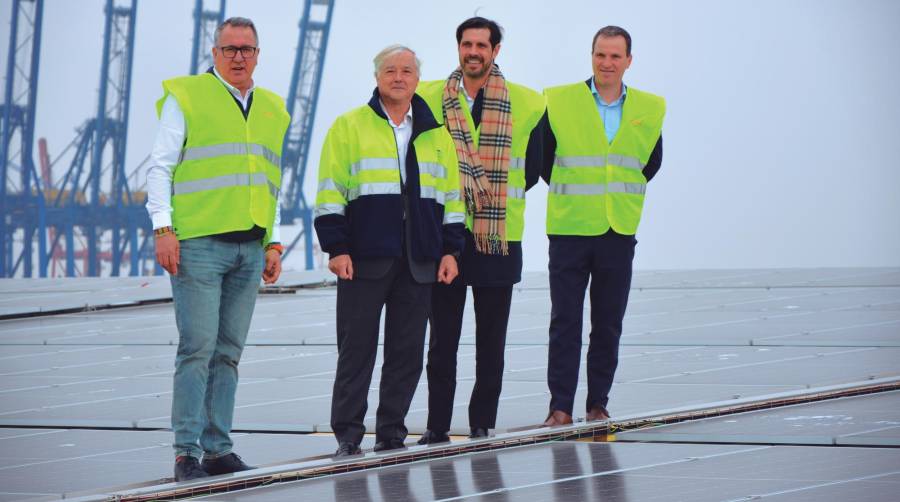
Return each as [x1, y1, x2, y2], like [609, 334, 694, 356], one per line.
[2, 0, 898, 272]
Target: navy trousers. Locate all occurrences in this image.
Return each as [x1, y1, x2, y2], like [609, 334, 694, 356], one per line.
[547, 234, 634, 415]
[330, 257, 432, 445]
[425, 279, 513, 432]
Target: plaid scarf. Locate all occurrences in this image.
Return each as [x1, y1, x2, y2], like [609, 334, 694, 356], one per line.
[442, 65, 513, 255]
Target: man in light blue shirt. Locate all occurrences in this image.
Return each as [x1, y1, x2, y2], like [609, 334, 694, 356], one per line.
[531, 25, 665, 428]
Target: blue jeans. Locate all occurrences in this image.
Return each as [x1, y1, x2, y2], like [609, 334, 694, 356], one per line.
[170, 237, 263, 459]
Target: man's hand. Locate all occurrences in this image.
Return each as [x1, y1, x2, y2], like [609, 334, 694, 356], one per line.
[328, 254, 353, 280]
[262, 249, 282, 284]
[437, 254, 458, 284]
[155, 233, 180, 275]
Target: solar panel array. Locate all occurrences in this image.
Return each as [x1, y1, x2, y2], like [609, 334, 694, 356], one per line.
[0, 268, 897, 500]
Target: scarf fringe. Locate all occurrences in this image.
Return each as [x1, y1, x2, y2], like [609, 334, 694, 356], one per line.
[474, 232, 509, 256]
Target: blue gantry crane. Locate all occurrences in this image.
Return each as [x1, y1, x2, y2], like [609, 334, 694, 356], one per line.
[0, 0, 44, 277]
[46, 0, 148, 277]
[190, 0, 226, 75]
[1, 0, 334, 277]
[0, 0, 149, 277]
[281, 0, 335, 269]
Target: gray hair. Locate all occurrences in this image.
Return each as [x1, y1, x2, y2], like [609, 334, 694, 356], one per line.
[373, 44, 421, 77]
[215, 17, 259, 46]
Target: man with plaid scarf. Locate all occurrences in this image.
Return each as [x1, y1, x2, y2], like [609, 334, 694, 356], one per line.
[416, 17, 545, 443]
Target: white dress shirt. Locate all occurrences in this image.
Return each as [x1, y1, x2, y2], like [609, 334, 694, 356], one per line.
[460, 81, 476, 110]
[379, 100, 414, 185]
[145, 68, 282, 243]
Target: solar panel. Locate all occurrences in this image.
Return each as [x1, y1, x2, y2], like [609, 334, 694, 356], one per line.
[0, 268, 897, 500]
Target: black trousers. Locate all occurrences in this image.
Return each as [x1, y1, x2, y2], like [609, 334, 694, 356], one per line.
[547, 235, 634, 415]
[330, 257, 432, 445]
[425, 279, 514, 432]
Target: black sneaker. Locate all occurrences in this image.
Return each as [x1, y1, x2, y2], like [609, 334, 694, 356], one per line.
[374, 438, 406, 452]
[469, 427, 489, 439]
[334, 441, 362, 458]
[201, 452, 255, 476]
[417, 430, 450, 445]
[174, 456, 209, 482]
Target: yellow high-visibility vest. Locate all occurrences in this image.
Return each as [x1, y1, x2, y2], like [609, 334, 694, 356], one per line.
[544, 82, 664, 236]
[157, 73, 290, 244]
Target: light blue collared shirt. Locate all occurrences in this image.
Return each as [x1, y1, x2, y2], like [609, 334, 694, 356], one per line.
[590, 78, 626, 144]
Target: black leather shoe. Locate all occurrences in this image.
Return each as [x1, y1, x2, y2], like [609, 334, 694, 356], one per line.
[174, 456, 209, 482]
[417, 430, 450, 445]
[373, 438, 406, 452]
[334, 441, 362, 458]
[201, 452, 255, 476]
[469, 427, 489, 439]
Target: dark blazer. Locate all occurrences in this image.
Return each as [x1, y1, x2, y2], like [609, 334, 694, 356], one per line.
[354, 192, 438, 284]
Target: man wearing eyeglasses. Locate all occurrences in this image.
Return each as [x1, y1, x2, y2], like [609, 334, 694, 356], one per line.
[145, 17, 290, 482]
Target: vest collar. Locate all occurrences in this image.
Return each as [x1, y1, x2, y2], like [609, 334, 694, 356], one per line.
[584, 77, 627, 105]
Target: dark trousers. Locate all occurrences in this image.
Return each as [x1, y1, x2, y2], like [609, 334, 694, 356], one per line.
[547, 235, 634, 415]
[425, 279, 513, 432]
[330, 257, 432, 445]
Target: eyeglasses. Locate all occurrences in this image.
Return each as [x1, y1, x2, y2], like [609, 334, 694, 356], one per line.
[218, 45, 258, 59]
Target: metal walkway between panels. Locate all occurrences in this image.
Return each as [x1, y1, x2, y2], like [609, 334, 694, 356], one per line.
[1, 268, 899, 501]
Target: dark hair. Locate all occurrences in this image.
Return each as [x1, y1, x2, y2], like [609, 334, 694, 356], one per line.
[455, 17, 503, 48]
[215, 17, 259, 46]
[592, 25, 631, 56]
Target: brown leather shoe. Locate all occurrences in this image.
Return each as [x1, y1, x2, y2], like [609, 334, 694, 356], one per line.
[586, 404, 610, 421]
[543, 409, 574, 426]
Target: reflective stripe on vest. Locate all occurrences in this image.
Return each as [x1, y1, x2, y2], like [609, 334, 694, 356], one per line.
[347, 182, 402, 201]
[508, 156, 525, 200]
[443, 188, 464, 224]
[548, 182, 646, 195]
[554, 153, 644, 170]
[350, 157, 446, 180]
[318, 178, 345, 196]
[444, 210, 465, 224]
[315, 203, 345, 217]
[419, 162, 446, 179]
[420, 185, 443, 203]
[508, 186, 525, 199]
[316, 183, 462, 219]
[338, 181, 462, 209]
[350, 157, 394, 175]
[174, 172, 279, 198]
[180, 142, 281, 167]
